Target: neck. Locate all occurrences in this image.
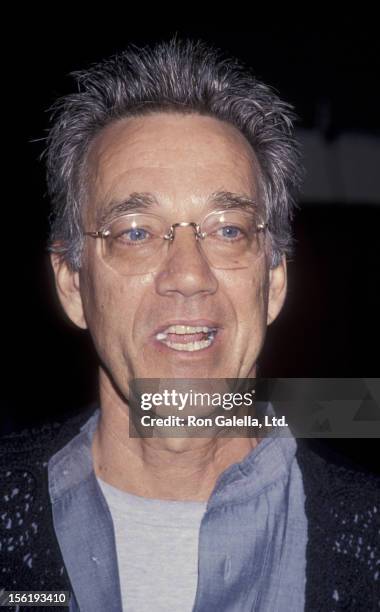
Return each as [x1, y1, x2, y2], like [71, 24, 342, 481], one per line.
[92, 374, 260, 501]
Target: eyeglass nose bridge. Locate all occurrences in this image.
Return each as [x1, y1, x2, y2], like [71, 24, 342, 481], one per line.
[164, 221, 205, 242]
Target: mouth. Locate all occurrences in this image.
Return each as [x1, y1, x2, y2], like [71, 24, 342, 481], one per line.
[154, 323, 219, 352]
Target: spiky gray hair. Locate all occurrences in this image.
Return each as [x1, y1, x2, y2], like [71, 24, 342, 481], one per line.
[45, 37, 303, 269]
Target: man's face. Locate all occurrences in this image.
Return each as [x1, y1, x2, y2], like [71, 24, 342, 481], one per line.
[53, 113, 286, 396]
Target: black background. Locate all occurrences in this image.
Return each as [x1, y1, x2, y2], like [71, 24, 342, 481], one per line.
[1, 24, 379, 472]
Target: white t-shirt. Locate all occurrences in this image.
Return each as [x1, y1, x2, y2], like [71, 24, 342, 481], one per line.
[97, 477, 207, 612]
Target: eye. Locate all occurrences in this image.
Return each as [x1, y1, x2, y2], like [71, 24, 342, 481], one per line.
[117, 227, 151, 243]
[217, 225, 244, 240]
[127, 228, 149, 241]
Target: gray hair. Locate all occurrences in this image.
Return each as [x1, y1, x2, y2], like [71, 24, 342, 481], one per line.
[45, 37, 303, 269]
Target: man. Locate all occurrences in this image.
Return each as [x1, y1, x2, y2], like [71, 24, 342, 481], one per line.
[1, 39, 378, 611]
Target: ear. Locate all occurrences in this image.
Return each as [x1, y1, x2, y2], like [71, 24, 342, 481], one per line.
[267, 255, 287, 325]
[50, 253, 88, 329]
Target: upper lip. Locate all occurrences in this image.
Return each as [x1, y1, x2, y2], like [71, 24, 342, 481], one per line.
[153, 319, 221, 336]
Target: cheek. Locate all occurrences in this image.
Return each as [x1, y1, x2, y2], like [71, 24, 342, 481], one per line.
[79, 264, 144, 347]
[229, 267, 269, 327]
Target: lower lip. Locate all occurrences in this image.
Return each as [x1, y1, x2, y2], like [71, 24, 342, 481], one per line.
[152, 330, 221, 356]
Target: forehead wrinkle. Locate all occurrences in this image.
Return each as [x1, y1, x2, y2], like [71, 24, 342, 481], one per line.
[90, 113, 258, 179]
[85, 114, 261, 226]
[93, 159, 256, 204]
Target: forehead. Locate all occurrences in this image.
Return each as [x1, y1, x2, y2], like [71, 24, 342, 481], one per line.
[85, 112, 260, 221]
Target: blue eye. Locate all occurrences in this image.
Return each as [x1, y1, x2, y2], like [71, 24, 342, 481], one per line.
[126, 228, 148, 241]
[219, 226, 242, 239]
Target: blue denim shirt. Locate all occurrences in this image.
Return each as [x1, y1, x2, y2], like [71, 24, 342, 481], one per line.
[48, 409, 307, 611]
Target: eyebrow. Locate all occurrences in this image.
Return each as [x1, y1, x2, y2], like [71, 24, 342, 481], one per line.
[208, 191, 257, 211]
[98, 190, 257, 227]
[98, 193, 158, 227]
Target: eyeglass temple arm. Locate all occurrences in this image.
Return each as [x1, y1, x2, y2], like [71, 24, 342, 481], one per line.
[83, 230, 111, 239]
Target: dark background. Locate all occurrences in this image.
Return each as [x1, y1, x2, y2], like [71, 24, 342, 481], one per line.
[2, 25, 379, 471]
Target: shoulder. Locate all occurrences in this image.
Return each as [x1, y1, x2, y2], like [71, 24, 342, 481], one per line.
[296, 440, 380, 610]
[0, 405, 97, 459]
[0, 405, 97, 591]
[296, 438, 379, 500]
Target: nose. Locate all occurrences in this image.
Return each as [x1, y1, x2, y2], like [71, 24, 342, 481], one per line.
[155, 225, 218, 298]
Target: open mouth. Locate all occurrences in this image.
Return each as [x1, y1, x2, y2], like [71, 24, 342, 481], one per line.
[155, 324, 218, 352]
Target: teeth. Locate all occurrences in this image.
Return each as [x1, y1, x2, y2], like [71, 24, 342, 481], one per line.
[165, 325, 212, 334]
[155, 325, 216, 343]
[165, 338, 214, 352]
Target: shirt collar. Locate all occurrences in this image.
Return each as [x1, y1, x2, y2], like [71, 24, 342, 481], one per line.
[49, 405, 297, 508]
